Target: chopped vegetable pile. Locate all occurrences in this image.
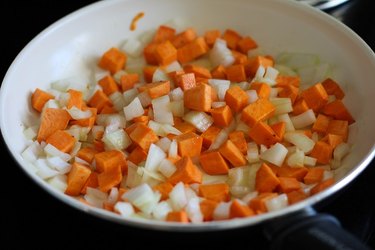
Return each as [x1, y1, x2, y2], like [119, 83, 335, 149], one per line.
[22, 23, 355, 223]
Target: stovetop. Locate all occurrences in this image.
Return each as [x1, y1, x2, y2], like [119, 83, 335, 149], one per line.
[1, 1, 374, 249]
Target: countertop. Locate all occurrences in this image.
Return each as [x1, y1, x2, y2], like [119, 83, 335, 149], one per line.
[1, 0, 375, 249]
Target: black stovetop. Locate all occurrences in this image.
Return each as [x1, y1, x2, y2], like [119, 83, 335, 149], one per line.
[1, 1, 374, 249]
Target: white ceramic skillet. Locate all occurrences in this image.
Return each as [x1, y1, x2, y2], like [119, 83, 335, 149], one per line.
[1, 1, 374, 249]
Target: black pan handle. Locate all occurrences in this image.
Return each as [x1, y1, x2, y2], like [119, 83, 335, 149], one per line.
[263, 207, 373, 250]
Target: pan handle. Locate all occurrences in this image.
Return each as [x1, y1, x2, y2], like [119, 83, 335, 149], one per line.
[263, 207, 373, 250]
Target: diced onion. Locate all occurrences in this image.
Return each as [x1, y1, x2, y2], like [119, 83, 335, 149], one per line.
[123, 97, 144, 121]
[284, 132, 315, 154]
[208, 79, 230, 101]
[265, 194, 288, 212]
[158, 159, 177, 178]
[290, 109, 316, 129]
[186, 197, 203, 223]
[46, 156, 71, 174]
[270, 98, 293, 115]
[209, 39, 234, 67]
[168, 139, 178, 158]
[183, 111, 213, 133]
[47, 175, 67, 192]
[170, 87, 184, 101]
[123, 88, 139, 106]
[260, 143, 288, 167]
[35, 159, 59, 179]
[152, 201, 172, 220]
[22, 141, 43, 163]
[155, 137, 172, 152]
[213, 201, 231, 220]
[169, 182, 188, 211]
[286, 149, 305, 167]
[66, 106, 92, 120]
[103, 129, 131, 151]
[107, 187, 119, 205]
[114, 202, 135, 217]
[246, 90, 259, 104]
[44, 144, 72, 162]
[247, 142, 260, 164]
[144, 144, 166, 172]
[122, 183, 160, 214]
[152, 68, 170, 82]
[152, 95, 174, 125]
[110, 91, 126, 111]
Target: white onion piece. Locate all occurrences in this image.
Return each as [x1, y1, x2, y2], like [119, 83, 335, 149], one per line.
[35, 158, 59, 179]
[138, 167, 166, 186]
[277, 114, 295, 132]
[286, 149, 305, 168]
[44, 144, 72, 162]
[152, 95, 174, 125]
[290, 109, 316, 129]
[230, 186, 250, 198]
[74, 156, 90, 165]
[208, 129, 228, 151]
[284, 132, 315, 154]
[122, 183, 160, 214]
[246, 89, 259, 104]
[227, 166, 248, 186]
[265, 194, 288, 212]
[260, 143, 288, 167]
[186, 197, 203, 223]
[103, 129, 131, 151]
[113, 70, 127, 83]
[169, 182, 188, 211]
[123, 97, 144, 121]
[304, 156, 317, 167]
[137, 91, 152, 108]
[260, 144, 268, 154]
[66, 106, 92, 120]
[209, 39, 234, 67]
[42, 99, 61, 113]
[270, 98, 293, 115]
[145, 144, 166, 172]
[164, 61, 183, 73]
[158, 159, 177, 178]
[213, 201, 232, 220]
[110, 91, 126, 111]
[123, 88, 139, 106]
[107, 187, 119, 205]
[126, 164, 142, 188]
[22, 141, 43, 163]
[46, 156, 71, 174]
[183, 111, 213, 133]
[202, 174, 228, 184]
[152, 68, 170, 82]
[155, 137, 172, 152]
[152, 201, 172, 220]
[241, 191, 259, 204]
[168, 139, 178, 158]
[48, 175, 67, 192]
[208, 79, 230, 101]
[85, 187, 108, 208]
[114, 202, 135, 217]
[170, 87, 184, 101]
[247, 142, 260, 164]
[170, 100, 184, 117]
